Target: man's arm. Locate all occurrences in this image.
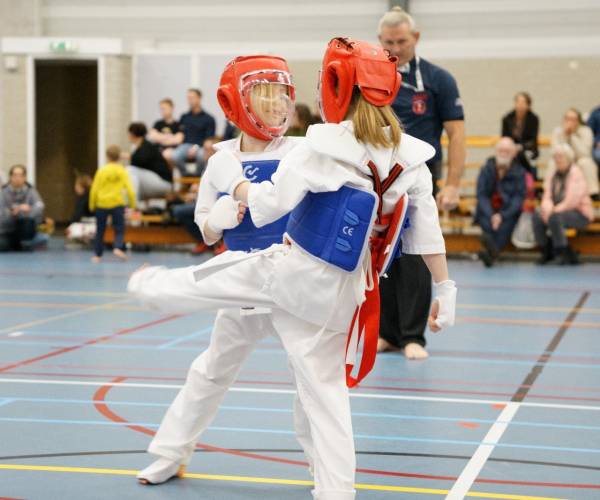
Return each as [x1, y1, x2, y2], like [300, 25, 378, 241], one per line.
[437, 119, 465, 210]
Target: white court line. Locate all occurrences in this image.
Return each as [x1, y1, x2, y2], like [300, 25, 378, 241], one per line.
[0, 289, 127, 298]
[445, 402, 520, 499]
[1, 378, 600, 412]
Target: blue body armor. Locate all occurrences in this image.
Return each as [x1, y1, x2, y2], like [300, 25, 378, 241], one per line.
[285, 186, 378, 272]
[222, 159, 289, 252]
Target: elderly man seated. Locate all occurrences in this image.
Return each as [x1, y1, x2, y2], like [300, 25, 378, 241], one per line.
[0, 164, 46, 251]
[475, 137, 526, 267]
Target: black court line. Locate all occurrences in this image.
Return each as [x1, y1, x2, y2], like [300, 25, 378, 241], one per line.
[1, 449, 599, 473]
[511, 291, 590, 403]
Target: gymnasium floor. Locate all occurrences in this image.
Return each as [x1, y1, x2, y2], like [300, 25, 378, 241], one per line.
[0, 245, 599, 500]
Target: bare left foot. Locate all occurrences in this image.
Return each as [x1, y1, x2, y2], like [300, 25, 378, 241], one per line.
[113, 248, 128, 261]
[91, 256, 102, 264]
[403, 343, 429, 360]
[377, 337, 401, 353]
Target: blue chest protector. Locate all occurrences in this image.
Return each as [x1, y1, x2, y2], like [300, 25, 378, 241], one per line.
[222, 159, 289, 252]
[285, 186, 378, 272]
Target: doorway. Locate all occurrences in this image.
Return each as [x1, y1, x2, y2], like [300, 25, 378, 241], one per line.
[35, 59, 98, 223]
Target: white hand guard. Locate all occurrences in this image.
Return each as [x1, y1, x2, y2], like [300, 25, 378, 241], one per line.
[206, 195, 241, 233]
[210, 151, 246, 195]
[432, 279, 457, 329]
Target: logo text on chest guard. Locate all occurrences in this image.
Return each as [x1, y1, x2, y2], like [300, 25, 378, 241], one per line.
[342, 226, 355, 236]
[243, 165, 260, 182]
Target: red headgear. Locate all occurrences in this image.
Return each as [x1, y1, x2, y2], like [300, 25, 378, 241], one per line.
[318, 37, 401, 123]
[217, 55, 295, 141]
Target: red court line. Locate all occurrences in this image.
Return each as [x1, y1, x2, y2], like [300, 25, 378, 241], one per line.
[34, 363, 600, 395]
[11, 370, 600, 404]
[93, 379, 600, 489]
[0, 315, 181, 373]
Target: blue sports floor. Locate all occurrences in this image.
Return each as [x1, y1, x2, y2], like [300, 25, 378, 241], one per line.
[0, 246, 599, 499]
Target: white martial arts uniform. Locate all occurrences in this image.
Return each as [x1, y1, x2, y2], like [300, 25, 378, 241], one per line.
[144, 135, 316, 472]
[129, 121, 446, 500]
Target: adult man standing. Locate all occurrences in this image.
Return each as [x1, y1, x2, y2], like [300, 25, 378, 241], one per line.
[171, 89, 216, 176]
[377, 6, 465, 358]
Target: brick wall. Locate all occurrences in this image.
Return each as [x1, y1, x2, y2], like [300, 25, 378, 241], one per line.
[103, 55, 132, 154]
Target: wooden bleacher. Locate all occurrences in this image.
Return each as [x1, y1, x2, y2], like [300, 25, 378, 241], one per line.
[105, 134, 599, 255]
[437, 134, 600, 255]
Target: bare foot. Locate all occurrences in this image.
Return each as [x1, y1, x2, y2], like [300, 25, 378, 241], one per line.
[377, 337, 401, 353]
[91, 256, 102, 264]
[113, 248, 128, 261]
[403, 343, 429, 360]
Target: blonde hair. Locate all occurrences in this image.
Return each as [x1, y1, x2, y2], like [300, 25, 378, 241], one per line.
[106, 144, 121, 162]
[378, 6, 416, 34]
[351, 90, 401, 149]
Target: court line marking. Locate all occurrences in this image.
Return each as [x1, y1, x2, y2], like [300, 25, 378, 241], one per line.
[7, 396, 600, 432]
[446, 291, 589, 500]
[446, 403, 520, 499]
[0, 464, 569, 499]
[0, 301, 146, 312]
[0, 289, 127, 298]
[3, 415, 600, 455]
[1, 378, 600, 412]
[0, 314, 181, 373]
[458, 303, 600, 315]
[1, 288, 598, 313]
[157, 325, 213, 349]
[0, 298, 130, 335]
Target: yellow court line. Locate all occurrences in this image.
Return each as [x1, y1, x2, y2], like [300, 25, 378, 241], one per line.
[0, 464, 568, 500]
[0, 299, 130, 335]
[0, 301, 144, 312]
[0, 289, 127, 298]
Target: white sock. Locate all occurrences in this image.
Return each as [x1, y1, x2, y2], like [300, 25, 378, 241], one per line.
[137, 458, 182, 484]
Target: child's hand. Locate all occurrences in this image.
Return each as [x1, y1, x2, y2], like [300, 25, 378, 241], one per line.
[428, 280, 457, 332]
[207, 195, 242, 233]
[237, 202, 247, 224]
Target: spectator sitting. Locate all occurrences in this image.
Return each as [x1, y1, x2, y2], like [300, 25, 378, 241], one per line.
[148, 98, 181, 161]
[89, 145, 136, 263]
[0, 164, 46, 251]
[533, 144, 593, 265]
[475, 137, 526, 267]
[501, 91, 539, 177]
[170, 136, 220, 255]
[286, 103, 315, 136]
[71, 172, 94, 223]
[126, 122, 173, 204]
[587, 104, 600, 169]
[171, 88, 216, 176]
[548, 108, 599, 197]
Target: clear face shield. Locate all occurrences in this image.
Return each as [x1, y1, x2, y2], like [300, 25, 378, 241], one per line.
[240, 70, 295, 139]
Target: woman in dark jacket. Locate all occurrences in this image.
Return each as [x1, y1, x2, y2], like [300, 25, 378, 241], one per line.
[501, 92, 539, 177]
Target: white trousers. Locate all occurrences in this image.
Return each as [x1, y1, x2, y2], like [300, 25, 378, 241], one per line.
[129, 261, 356, 500]
[148, 308, 314, 470]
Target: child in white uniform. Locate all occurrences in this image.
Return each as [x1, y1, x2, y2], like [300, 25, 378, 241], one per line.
[130, 38, 456, 500]
[137, 55, 315, 485]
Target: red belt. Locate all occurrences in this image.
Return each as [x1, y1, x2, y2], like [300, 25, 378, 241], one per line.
[345, 237, 384, 388]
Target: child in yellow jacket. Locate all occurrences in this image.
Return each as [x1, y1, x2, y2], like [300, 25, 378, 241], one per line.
[89, 145, 136, 262]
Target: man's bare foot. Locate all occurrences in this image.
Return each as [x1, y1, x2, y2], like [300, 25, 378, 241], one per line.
[403, 343, 429, 359]
[113, 248, 128, 261]
[91, 256, 101, 264]
[377, 337, 401, 353]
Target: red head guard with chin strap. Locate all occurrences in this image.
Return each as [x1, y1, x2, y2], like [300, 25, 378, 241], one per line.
[318, 37, 401, 123]
[217, 55, 295, 141]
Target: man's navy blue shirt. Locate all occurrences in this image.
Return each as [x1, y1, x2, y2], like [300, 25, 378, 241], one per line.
[179, 109, 216, 146]
[391, 57, 464, 165]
